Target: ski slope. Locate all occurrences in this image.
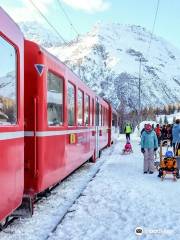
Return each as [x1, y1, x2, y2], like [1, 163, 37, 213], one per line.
[1, 136, 180, 240]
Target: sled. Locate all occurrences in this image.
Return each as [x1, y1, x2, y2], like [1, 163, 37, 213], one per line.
[158, 140, 179, 181]
[121, 149, 133, 155]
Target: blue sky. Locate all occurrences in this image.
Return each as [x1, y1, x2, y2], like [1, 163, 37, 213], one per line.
[1, 0, 180, 49]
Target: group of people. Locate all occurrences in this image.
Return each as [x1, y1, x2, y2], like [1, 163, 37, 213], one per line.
[141, 123, 173, 146]
[140, 119, 180, 174]
[154, 124, 173, 146]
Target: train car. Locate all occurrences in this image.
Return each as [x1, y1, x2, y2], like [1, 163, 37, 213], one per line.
[23, 40, 110, 209]
[0, 8, 24, 226]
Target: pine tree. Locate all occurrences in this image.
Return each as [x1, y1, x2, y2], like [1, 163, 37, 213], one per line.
[164, 115, 168, 124]
[172, 104, 176, 114]
[162, 106, 166, 114]
[168, 104, 173, 114]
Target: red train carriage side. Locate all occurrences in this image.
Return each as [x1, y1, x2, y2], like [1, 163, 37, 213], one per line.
[0, 7, 117, 224]
[0, 8, 24, 224]
[24, 40, 110, 205]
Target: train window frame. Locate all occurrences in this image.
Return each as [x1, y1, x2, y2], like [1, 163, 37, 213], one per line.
[46, 70, 64, 127]
[77, 88, 84, 126]
[85, 94, 90, 126]
[67, 81, 76, 126]
[0, 34, 18, 126]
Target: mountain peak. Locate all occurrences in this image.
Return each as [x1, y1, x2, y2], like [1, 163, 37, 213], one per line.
[19, 21, 180, 109]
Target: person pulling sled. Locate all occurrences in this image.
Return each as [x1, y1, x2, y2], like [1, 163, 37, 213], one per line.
[124, 123, 132, 141]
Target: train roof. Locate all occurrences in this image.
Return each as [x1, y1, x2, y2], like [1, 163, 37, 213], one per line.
[0, 7, 24, 41]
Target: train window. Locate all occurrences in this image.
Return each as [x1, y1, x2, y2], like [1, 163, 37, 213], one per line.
[47, 71, 63, 126]
[85, 94, 89, 126]
[106, 109, 109, 126]
[77, 89, 83, 126]
[104, 107, 106, 126]
[101, 106, 103, 126]
[112, 113, 117, 127]
[95, 100, 99, 126]
[92, 98, 94, 126]
[0, 36, 17, 125]
[102, 107, 104, 126]
[105, 109, 108, 126]
[68, 82, 75, 126]
[104, 108, 106, 126]
[99, 105, 102, 126]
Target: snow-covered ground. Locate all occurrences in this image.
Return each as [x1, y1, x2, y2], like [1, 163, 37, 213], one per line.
[1, 137, 180, 240]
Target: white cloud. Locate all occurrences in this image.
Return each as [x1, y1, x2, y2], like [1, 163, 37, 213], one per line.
[2, 0, 55, 23]
[61, 0, 110, 13]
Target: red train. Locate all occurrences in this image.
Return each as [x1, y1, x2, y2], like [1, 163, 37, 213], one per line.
[0, 7, 118, 227]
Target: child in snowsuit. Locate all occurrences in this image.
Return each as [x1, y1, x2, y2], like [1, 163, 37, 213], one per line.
[123, 140, 132, 153]
[141, 124, 158, 174]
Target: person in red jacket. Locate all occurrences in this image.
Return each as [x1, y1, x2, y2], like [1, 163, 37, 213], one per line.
[155, 124, 161, 146]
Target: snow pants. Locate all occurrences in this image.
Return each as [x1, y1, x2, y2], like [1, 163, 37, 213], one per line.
[126, 133, 130, 141]
[143, 148, 155, 172]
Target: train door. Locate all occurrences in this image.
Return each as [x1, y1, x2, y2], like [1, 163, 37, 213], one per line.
[95, 98, 99, 158]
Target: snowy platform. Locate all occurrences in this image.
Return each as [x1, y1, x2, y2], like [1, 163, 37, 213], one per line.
[1, 138, 180, 240]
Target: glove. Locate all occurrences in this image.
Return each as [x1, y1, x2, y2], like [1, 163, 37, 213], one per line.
[154, 148, 157, 151]
[141, 148, 145, 153]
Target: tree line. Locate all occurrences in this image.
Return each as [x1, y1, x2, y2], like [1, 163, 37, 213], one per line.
[117, 103, 180, 132]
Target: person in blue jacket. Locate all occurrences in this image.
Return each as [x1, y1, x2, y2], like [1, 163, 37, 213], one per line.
[141, 123, 158, 174]
[172, 119, 180, 155]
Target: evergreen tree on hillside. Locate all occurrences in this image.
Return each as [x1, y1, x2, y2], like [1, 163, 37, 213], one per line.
[164, 115, 168, 124]
[168, 105, 173, 114]
[172, 104, 176, 114]
[162, 106, 167, 115]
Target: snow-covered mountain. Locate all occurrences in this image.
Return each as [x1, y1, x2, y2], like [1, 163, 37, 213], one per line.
[20, 22, 180, 109]
[19, 22, 62, 48]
